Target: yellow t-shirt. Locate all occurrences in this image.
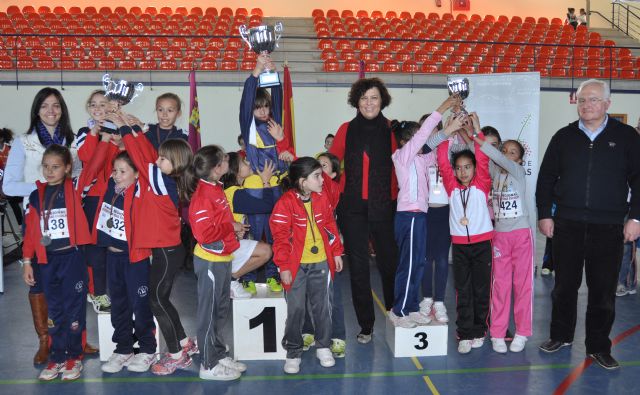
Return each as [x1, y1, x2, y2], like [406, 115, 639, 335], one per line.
[243, 173, 280, 189]
[300, 200, 327, 264]
[193, 244, 233, 263]
[224, 186, 245, 224]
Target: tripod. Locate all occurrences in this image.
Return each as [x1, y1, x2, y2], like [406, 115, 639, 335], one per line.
[1, 197, 23, 256]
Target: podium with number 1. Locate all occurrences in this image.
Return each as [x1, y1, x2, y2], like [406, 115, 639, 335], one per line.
[233, 283, 287, 360]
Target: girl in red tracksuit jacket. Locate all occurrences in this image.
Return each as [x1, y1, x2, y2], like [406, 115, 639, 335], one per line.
[109, 113, 199, 376]
[270, 157, 344, 375]
[22, 143, 106, 381]
[89, 135, 157, 375]
[188, 145, 247, 381]
[437, 115, 493, 355]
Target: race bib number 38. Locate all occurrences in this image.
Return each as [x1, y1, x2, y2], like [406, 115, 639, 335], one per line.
[97, 202, 126, 241]
[40, 208, 68, 239]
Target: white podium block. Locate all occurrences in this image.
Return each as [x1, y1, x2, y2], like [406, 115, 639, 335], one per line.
[233, 283, 287, 361]
[97, 313, 160, 361]
[385, 315, 448, 357]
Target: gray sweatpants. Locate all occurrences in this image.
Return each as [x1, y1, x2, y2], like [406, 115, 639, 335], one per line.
[194, 256, 232, 369]
[282, 261, 333, 358]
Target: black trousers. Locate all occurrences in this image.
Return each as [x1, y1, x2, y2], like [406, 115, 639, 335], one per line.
[149, 244, 188, 353]
[338, 199, 397, 334]
[550, 218, 623, 354]
[452, 240, 492, 340]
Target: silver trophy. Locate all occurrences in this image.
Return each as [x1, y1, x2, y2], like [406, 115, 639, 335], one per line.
[102, 74, 144, 105]
[447, 77, 470, 116]
[239, 22, 283, 87]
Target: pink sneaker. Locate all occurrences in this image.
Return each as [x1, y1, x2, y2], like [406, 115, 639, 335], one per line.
[151, 352, 193, 376]
[182, 337, 199, 356]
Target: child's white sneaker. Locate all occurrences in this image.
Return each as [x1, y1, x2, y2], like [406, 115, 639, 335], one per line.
[389, 310, 417, 328]
[283, 358, 301, 374]
[458, 340, 472, 354]
[491, 338, 508, 354]
[471, 337, 485, 348]
[38, 361, 65, 380]
[127, 353, 156, 372]
[409, 311, 432, 325]
[230, 280, 252, 299]
[510, 335, 528, 353]
[433, 302, 449, 323]
[101, 353, 133, 373]
[199, 363, 241, 381]
[219, 356, 247, 373]
[419, 297, 434, 317]
[316, 348, 335, 367]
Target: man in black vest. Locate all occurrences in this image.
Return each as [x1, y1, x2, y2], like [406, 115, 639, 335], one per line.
[536, 79, 640, 369]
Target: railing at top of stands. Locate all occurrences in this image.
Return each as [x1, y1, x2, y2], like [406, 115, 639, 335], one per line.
[612, 1, 640, 40]
[0, 33, 639, 82]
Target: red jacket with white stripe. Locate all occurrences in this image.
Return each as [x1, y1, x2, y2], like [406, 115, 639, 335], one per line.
[89, 141, 152, 263]
[437, 134, 494, 245]
[269, 188, 344, 291]
[189, 179, 239, 258]
[23, 143, 108, 264]
[121, 127, 182, 248]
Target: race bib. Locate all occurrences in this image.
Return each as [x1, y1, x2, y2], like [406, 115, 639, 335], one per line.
[40, 208, 68, 239]
[97, 202, 127, 241]
[428, 166, 448, 204]
[493, 190, 523, 219]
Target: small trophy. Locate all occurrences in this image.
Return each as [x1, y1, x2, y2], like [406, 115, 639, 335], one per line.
[239, 22, 283, 87]
[102, 74, 144, 105]
[447, 77, 470, 116]
[101, 74, 144, 133]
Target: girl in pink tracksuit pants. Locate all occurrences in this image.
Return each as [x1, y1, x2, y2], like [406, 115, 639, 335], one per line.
[475, 136, 533, 353]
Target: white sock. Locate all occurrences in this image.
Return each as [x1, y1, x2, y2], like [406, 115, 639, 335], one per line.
[179, 337, 189, 347]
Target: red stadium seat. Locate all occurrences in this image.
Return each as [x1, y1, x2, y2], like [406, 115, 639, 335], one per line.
[118, 57, 136, 70]
[158, 58, 177, 70]
[343, 59, 360, 72]
[220, 56, 237, 70]
[459, 63, 477, 74]
[383, 59, 400, 72]
[402, 60, 419, 73]
[98, 56, 116, 70]
[35, 56, 55, 69]
[323, 58, 339, 72]
[59, 55, 75, 69]
[321, 48, 337, 60]
[362, 61, 378, 72]
[17, 55, 35, 69]
[421, 62, 438, 73]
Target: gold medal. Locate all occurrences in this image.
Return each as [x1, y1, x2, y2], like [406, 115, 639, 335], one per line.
[460, 217, 469, 226]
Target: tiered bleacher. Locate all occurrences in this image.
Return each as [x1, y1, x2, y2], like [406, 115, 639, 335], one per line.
[0, 5, 638, 78]
[0, 6, 263, 71]
[313, 8, 640, 78]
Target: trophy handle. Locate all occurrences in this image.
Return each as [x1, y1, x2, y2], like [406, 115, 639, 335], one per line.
[274, 22, 283, 48]
[131, 83, 144, 103]
[102, 74, 112, 91]
[238, 25, 252, 49]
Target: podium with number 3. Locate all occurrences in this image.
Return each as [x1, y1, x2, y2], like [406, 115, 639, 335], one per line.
[233, 283, 287, 360]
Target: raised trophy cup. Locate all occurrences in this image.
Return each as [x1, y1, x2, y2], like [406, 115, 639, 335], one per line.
[101, 74, 144, 133]
[239, 22, 283, 87]
[447, 77, 470, 116]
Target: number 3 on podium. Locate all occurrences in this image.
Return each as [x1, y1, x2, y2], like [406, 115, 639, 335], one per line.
[414, 332, 429, 350]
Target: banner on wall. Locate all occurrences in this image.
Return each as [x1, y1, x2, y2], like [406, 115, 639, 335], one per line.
[451, 72, 541, 229]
